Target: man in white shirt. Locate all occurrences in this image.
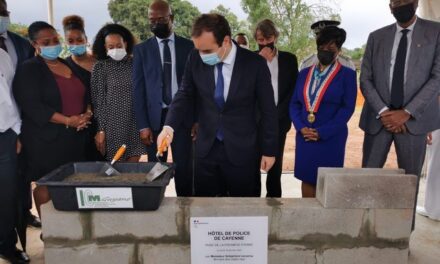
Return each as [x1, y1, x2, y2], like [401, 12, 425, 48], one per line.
[0, 48, 24, 263]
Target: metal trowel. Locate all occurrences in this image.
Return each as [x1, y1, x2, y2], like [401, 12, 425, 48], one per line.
[145, 139, 170, 182]
[99, 144, 126, 176]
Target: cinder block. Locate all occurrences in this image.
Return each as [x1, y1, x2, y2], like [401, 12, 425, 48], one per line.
[45, 243, 135, 264]
[316, 168, 404, 207]
[268, 245, 316, 264]
[41, 202, 85, 240]
[316, 170, 417, 209]
[373, 209, 412, 240]
[92, 198, 180, 239]
[321, 247, 408, 264]
[139, 244, 190, 264]
[275, 199, 365, 240]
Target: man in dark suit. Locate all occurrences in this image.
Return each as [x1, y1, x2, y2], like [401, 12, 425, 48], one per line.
[133, 0, 194, 196]
[0, 0, 39, 227]
[360, 0, 440, 229]
[157, 14, 278, 197]
[254, 19, 298, 197]
[1, 1, 34, 262]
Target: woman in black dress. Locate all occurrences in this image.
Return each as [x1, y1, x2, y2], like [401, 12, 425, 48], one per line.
[62, 15, 104, 161]
[91, 24, 144, 161]
[13, 21, 91, 217]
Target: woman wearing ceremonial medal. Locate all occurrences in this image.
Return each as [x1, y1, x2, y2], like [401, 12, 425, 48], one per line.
[289, 26, 357, 197]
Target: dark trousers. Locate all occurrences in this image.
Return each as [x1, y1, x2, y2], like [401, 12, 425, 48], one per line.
[265, 129, 288, 197]
[0, 129, 18, 255]
[194, 140, 258, 197]
[146, 109, 193, 196]
[362, 129, 427, 230]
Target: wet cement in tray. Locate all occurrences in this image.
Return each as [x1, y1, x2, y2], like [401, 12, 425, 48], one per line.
[64, 173, 149, 183]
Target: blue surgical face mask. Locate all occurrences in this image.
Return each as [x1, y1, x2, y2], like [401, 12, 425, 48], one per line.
[68, 44, 87, 56]
[200, 46, 226, 66]
[0, 16, 10, 34]
[40, 44, 62, 60]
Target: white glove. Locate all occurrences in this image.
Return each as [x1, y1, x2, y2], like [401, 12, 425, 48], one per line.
[157, 125, 174, 155]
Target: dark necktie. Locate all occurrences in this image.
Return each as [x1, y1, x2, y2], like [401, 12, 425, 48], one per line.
[162, 39, 172, 105]
[0, 36, 8, 53]
[390, 29, 409, 110]
[215, 63, 225, 141]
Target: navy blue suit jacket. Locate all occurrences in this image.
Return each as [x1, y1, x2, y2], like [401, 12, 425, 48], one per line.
[165, 44, 278, 166]
[7, 31, 34, 66]
[132, 34, 194, 131]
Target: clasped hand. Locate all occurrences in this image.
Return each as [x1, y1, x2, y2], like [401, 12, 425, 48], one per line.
[380, 110, 410, 134]
[300, 127, 319, 142]
[70, 111, 92, 131]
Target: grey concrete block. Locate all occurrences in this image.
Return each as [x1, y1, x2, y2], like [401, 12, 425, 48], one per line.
[316, 168, 404, 208]
[92, 198, 180, 239]
[274, 199, 365, 240]
[268, 245, 316, 264]
[373, 209, 413, 240]
[321, 247, 408, 264]
[41, 202, 85, 240]
[317, 171, 417, 209]
[45, 243, 135, 264]
[139, 244, 190, 264]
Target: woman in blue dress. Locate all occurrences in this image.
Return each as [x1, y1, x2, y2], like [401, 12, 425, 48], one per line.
[289, 26, 357, 197]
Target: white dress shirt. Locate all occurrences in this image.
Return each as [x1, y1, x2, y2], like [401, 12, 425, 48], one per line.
[156, 33, 178, 105]
[1, 31, 18, 69]
[389, 17, 417, 90]
[0, 48, 20, 134]
[267, 51, 279, 105]
[378, 17, 417, 116]
[214, 42, 237, 100]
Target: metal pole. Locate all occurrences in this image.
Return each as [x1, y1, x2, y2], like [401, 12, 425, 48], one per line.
[47, 0, 54, 25]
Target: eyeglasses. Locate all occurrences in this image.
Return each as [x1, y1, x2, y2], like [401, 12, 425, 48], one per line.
[148, 15, 170, 24]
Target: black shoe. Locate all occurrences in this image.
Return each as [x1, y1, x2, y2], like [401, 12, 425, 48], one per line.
[0, 249, 29, 264]
[27, 213, 42, 228]
[14, 249, 30, 263]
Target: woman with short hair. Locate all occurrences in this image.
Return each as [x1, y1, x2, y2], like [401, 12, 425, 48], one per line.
[91, 24, 144, 161]
[289, 26, 357, 197]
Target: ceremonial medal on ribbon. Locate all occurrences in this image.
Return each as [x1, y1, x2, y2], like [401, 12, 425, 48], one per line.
[303, 62, 341, 124]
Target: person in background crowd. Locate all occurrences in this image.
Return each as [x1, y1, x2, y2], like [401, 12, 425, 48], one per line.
[360, 0, 440, 230]
[13, 21, 91, 227]
[1, 0, 41, 232]
[234, 33, 249, 49]
[91, 23, 144, 162]
[133, 0, 195, 196]
[300, 20, 355, 71]
[254, 19, 298, 197]
[0, 48, 28, 264]
[63, 15, 104, 162]
[417, 109, 440, 221]
[290, 26, 357, 197]
[157, 14, 278, 197]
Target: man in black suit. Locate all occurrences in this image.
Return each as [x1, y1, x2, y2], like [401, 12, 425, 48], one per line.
[133, 0, 194, 196]
[254, 19, 298, 197]
[157, 14, 278, 197]
[0, 0, 34, 263]
[0, 0, 39, 227]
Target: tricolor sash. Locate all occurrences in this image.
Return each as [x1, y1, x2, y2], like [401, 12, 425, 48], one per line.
[303, 62, 341, 123]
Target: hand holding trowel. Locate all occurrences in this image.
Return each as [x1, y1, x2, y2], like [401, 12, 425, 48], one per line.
[99, 144, 126, 176]
[146, 132, 171, 182]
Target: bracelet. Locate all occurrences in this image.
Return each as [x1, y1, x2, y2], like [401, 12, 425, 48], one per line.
[65, 117, 70, 129]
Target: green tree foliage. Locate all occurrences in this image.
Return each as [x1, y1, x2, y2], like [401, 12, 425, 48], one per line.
[108, 0, 200, 41]
[241, 0, 340, 61]
[210, 5, 247, 35]
[8, 23, 29, 38]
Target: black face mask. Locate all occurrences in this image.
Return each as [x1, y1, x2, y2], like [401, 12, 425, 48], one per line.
[392, 3, 416, 24]
[258, 42, 275, 52]
[150, 22, 171, 39]
[317, 50, 336, 66]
